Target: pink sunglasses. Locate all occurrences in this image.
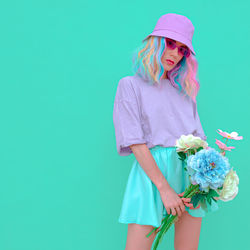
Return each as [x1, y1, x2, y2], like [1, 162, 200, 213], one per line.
[165, 38, 191, 58]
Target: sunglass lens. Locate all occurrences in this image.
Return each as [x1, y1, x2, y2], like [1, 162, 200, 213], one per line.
[179, 47, 190, 57]
[166, 39, 176, 49]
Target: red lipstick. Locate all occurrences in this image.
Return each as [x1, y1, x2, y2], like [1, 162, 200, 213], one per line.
[166, 59, 174, 65]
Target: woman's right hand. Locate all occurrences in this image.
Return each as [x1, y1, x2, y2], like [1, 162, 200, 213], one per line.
[158, 185, 186, 217]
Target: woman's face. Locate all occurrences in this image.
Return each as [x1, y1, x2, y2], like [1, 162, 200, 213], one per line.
[161, 38, 187, 79]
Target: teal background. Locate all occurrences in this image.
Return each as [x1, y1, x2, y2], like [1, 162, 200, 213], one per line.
[0, 1, 249, 249]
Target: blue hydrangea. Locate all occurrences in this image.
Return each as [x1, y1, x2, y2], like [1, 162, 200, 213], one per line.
[186, 148, 232, 192]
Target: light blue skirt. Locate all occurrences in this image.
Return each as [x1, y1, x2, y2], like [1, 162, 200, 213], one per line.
[118, 145, 219, 228]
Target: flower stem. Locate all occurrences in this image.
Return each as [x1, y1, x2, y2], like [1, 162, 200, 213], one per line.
[146, 214, 170, 238]
[152, 215, 178, 250]
[148, 184, 201, 249]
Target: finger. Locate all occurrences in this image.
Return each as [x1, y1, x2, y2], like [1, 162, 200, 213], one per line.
[171, 207, 177, 216]
[166, 208, 171, 214]
[181, 197, 191, 202]
[178, 202, 186, 214]
[175, 206, 182, 217]
[179, 200, 186, 212]
[190, 203, 201, 209]
[178, 192, 185, 197]
[188, 204, 195, 209]
[188, 203, 201, 210]
[178, 194, 190, 201]
[183, 201, 197, 209]
[189, 206, 196, 210]
[183, 202, 193, 208]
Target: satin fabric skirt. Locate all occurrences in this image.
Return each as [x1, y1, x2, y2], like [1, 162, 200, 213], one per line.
[118, 145, 219, 228]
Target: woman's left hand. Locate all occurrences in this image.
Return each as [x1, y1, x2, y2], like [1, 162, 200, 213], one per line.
[178, 191, 201, 210]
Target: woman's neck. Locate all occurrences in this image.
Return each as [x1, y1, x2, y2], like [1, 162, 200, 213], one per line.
[163, 72, 168, 80]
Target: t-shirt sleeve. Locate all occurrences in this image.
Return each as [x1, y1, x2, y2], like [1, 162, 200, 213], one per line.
[113, 77, 146, 156]
[192, 100, 207, 141]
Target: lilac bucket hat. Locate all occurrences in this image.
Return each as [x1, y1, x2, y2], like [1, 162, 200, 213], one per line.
[142, 13, 196, 55]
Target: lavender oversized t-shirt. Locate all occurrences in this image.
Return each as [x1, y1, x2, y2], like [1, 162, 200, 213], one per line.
[113, 74, 207, 156]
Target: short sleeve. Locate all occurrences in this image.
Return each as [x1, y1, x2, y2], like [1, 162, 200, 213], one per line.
[192, 100, 207, 141]
[113, 77, 146, 156]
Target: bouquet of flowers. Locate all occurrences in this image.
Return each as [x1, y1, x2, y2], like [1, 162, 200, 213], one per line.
[146, 129, 242, 250]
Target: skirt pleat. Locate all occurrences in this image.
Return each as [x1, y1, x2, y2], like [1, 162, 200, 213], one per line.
[118, 145, 219, 228]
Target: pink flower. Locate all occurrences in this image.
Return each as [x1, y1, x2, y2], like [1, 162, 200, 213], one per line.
[217, 129, 243, 140]
[215, 139, 235, 151]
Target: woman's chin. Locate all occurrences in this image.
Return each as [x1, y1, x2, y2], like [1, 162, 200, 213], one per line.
[163, 65, 174, 71]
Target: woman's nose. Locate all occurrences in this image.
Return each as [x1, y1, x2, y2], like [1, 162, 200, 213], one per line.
[172, 47, 179, 56]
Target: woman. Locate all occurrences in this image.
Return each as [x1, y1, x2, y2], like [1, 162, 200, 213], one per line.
[113, 13, 219, 250]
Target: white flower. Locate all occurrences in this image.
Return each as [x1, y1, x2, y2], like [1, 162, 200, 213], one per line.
[175, 134, 208, 152]
[218, 167, 239, 201]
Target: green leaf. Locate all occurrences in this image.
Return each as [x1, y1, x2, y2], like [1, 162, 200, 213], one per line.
[207, 197, 212, 205]
[200, 195, 206, 203]
[209, 189, 220, 197]
[177, 151, 187, 160]
[191, 193, 204, 207]
[196, 146, 204, 152]
[189, 148, 196, 155]
[191, 194, 200, 207]
[206, 191, 213, 200]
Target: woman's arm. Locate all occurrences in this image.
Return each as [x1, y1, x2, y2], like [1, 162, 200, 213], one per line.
[129, 143, 171, 192]
[129, 143, 194, 216]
